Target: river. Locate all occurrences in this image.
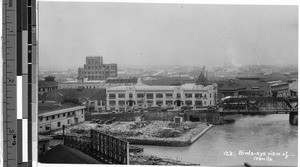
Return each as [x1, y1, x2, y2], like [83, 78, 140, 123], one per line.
[139, 114, 298, 166]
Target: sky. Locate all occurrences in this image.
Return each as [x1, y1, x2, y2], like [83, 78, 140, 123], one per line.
[38, 2, 298, 69]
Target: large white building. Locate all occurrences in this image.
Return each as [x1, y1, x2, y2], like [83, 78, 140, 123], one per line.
[38, 102, 86, 133]
[106, 78, 218, 111]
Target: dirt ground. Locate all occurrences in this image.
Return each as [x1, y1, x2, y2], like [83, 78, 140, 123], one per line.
[54, 120, 209, 142]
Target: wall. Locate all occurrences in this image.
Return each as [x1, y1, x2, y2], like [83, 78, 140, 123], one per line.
[85, 112, 139, 121]
[143, 110, 221, 124]
[144, 111, 180, 121]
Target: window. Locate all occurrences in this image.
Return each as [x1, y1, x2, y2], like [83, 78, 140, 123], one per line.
[204, 101, 206, 105]
[185, 100, 192, 106]
[156, 100, 163, 106]
[129, 93, 133, 98]
[40, 126, 43, 129]
[210, 93, 212, 98]
[166, 100, 173, 105]
[137, 93, 144, 98]
[57, 114, 60, 118]
[177, 93, 181, 98]
[46, 117, 49, 121]
[137, 100, 144, 105]
[57, 122, 61, 127]
[67, 119, 70, 124]
[204, 94, 207, 98]
[109, 93, 116, 99]
[119, 100, 125, 106]
[118, 93, 125, 98]
[52, 115, 55, 119]
[166, 93, 173, 98]
[156, 93, 163, 98]
[68, 112, 71, 116]
[63, 113, 66, 117]
[210, 100, 212, 105]
[109, 100, 116, 106]
[195, 101, 202, 106]
[185, 93, 192, 98]
[146, 100, 153, 106]
[195, 93, 202, 98]
[146, 93, 153, 99]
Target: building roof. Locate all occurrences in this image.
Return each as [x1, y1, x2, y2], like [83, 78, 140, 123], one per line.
[218, 79, 272, 92]
[38, 102, 85, 115]
[39, 91, 64, 102]
[218, 79, 246, 91]
[39, 88, 106, 102]
[262, 72, 292, 82]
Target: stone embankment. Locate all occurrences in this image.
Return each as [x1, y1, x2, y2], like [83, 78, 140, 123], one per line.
[54, 120, 212, 146]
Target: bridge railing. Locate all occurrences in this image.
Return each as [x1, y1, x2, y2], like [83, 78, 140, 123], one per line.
[64, 130, 129, 164]
[90, 129, 129, 164]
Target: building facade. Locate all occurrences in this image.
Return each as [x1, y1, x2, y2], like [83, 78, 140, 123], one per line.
[38, 102, 86, 133]
[78, 56, 117, 80]
[106, 78, 218, 111]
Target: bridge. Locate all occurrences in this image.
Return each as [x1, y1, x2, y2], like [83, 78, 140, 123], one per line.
[64, 129, 129, 164]
[219, 96, 298, 125]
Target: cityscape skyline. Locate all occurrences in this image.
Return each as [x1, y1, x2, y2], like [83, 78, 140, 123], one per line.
[39, 2, 298, 69]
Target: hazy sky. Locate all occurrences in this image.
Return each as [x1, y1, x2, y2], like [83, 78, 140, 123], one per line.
[38, 2, 298, 69]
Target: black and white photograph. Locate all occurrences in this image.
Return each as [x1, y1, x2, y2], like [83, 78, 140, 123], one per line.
[36, 1, 298, 166]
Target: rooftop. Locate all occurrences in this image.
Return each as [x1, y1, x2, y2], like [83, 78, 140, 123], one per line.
[39, 88, 106, 102]
[38, 102, 83, 115]
[38, 80, 58, 88]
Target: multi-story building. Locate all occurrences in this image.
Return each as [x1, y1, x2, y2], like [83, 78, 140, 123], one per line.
[38, 76, 58, 95]
[38, 102, 86, 133]
[78, 56, 117, 80]
[106, 78, 218, 111]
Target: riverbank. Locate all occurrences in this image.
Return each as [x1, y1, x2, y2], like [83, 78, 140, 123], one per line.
[53, 120, 212, 146]
[129, 152, 201, 165]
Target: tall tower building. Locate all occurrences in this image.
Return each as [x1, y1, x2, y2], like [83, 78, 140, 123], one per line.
[78, 56, 117, 80]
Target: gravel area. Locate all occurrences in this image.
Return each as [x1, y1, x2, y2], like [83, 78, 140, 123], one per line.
[54, 121, 209, 142]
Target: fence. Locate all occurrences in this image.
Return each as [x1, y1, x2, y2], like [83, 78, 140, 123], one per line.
[64, 130, 129, 164]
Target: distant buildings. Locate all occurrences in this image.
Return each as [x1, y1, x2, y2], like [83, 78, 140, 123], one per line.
[218, 77, 292, 98]
[58, 78, 106, 89]
[106, 69, 218, 111]
[38, 76, 58, 95]
[78, 56, 117, 80]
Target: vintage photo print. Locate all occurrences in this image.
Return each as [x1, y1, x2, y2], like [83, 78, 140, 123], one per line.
[36, 1, 298, 166]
